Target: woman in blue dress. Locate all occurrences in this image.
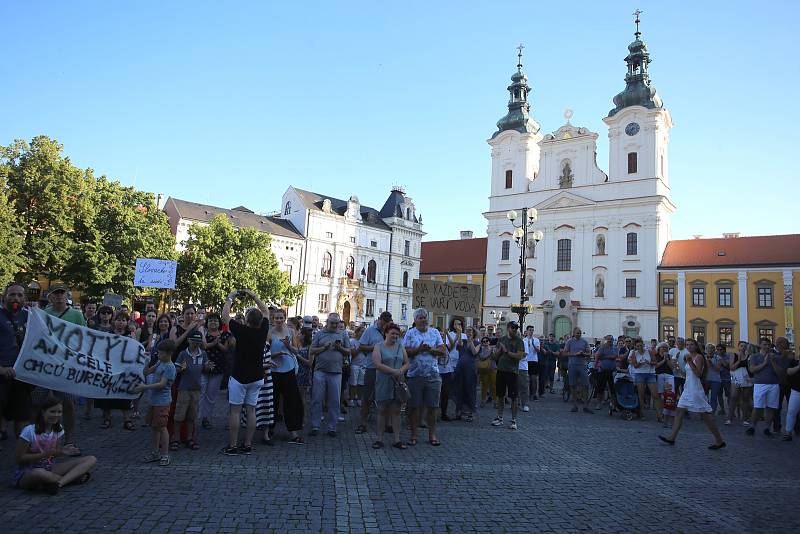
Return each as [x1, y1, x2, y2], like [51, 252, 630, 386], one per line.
[371, 323, 409, 449]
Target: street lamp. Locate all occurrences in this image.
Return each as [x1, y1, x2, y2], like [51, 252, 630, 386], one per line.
[506, 207, 544, 328]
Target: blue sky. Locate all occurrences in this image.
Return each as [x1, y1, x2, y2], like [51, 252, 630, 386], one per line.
[2, 1, 797, 242]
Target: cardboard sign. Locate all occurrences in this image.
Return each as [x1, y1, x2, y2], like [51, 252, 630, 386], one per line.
[13, 308, 146, 399]
[102, 293, 123, 308]
[134, 258, 177, 289]
[412, 279, 482, 316]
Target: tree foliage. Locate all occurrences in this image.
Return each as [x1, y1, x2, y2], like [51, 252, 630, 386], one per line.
[0, 176, 23, 287]
[0, 135, 176, 296]
[176, 214, 304, 308]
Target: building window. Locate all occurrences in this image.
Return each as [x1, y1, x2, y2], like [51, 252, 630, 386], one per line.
[402, 271, 409, 288]
[349, 236, 356, 243]
[367, 259, 377, 283]
[318, 294, 328, 313]
[366, 299, 375, 317]
[691, 287, 705, 307]
[662, 286, 675, 306]
[662, 324, 675, 340]
[370, 240, 378, 248]
[626, 232, 638, 255]
[556, 239, 571, 271]
[321, 252, 332, 278]
[627, 152, 638, 174]
[718, 287, 732, 308]
[718, 327, 733, 347]
[404, 240, 410, 256]
[325, 231, 334, 239]
[345, 256, 355, 279]
[285, 265, 292, 282]
[501, 240, 510, 261]
[691, 325, 706, 343]
[401, 303, 407, 321]
[284, 201, 291, 215]
[757, 287, 773, 308]
[505, 170, 512, 189]
[625, 278, 637, 298]
[499, 280, 508, 297]
[758, 327, 775, 343]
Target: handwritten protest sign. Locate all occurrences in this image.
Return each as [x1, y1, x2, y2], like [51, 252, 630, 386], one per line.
[412, 279, 482, 316]
[134, 258, 177, 289]
[13, 309, 146, 399]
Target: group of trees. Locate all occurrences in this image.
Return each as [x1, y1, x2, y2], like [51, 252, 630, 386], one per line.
[1, 136, 303, 308]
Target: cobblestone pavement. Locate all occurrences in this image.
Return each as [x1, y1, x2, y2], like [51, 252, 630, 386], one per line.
[1, 384, 798, 533]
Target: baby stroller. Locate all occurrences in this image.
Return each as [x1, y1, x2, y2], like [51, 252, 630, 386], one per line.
[610, 371, 639, 421]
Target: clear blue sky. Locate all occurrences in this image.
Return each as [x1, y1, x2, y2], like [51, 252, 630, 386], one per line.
[2, 1, 797, 242]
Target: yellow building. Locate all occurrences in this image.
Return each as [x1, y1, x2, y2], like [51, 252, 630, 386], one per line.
[658, 234, 799, 345]
[419, 234, 487, 331]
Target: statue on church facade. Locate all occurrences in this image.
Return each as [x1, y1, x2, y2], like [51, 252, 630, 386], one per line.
[595, 275, 604, 298]
[596, 234, 605, 255]
[559, 160, 574, 188]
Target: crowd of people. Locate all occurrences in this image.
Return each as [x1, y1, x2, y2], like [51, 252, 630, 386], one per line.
[1, 281, 799, 495]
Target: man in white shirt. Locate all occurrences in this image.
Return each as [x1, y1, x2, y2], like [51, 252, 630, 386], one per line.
[524, 326, 541, 407]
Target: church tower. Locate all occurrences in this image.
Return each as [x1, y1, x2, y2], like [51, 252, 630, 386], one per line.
[603, 12, 672, 186]
[488, 45, 543, 198]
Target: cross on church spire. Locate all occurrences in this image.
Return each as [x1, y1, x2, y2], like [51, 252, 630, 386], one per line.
[633, 9, 642, 39]
[516, 43, 524, 72]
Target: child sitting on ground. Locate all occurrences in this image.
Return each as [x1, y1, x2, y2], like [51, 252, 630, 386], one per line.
[661, 381, 678, 428]
[134, 339, 177, 466]
[173, 331, 211, 451]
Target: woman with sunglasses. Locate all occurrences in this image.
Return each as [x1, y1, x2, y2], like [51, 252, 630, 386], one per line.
[96, 312, 136, 431]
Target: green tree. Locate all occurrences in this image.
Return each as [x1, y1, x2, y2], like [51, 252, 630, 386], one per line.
[0, 177, 23, 287]
[176, 214, 303, 308]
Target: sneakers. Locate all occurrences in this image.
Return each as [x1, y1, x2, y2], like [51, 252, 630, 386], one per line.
[743, 421, 751, 427]
[491, 417, 503, 427]
[782, 434, 793, 441]
[238, 445, 253, 455]
[724, 419, 731, 426]
[327, 430, 338, 438]
[309, 428, 319, 436]
[159, 454, 171, 466]
[337, 415, 346, 422]
[221, 446, 239, 456]
[509, 420, 518, 430]
[745, 427, 755, 436]
[522, 405, 530, 413]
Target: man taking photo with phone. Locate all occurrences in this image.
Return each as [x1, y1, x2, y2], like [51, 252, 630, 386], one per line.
[309, 313, 351, 437]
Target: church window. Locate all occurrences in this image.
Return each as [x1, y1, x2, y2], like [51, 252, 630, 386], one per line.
[627, 152, 638, 174]
[404, 240, 411, 256]
[556, 239, 571, 271]
[284, 201, 291, 215]
[626, 232, 638, 255]
[403, 271, 409, 288]
[367, 259, 377, 283]
[501, 240, 510, 261]
[505, 170, 513, 189]
[321, 252, 332, 278]
[625, 278, 637, 298]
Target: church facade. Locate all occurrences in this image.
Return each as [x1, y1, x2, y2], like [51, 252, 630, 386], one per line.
[483, 22, 674, 340]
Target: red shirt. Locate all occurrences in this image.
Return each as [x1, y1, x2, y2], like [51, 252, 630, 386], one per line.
[661, 391, 677, 410]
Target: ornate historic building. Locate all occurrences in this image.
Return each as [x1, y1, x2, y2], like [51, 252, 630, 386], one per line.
[483, 20, 674, 340]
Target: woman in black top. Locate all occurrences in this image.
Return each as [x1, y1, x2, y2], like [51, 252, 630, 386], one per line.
[200, 313, 232, 429]
[729, 341, 753, 425]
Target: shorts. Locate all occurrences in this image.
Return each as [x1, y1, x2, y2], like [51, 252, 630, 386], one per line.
[349, 365, 366, 386]
[634, 373, 657, 385]
[174, 390, 200, 422]
[228, 377, 264, 407]
[407, 375, 442, 408]
[527, 361, 540, 374]
[662, 408, 676, 417]
[732, 367, 753, 388]
[0, 378, 33, 422]
[362, 368, 376, 402]
[753, 383, 780, 410]
[568, 364, 589, 387]
[496, 370, 519, 399]
[656, 373, 675, 393]
[148, 405, 170, 428]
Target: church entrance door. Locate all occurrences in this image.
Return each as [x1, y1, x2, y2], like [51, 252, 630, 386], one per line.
[554, 316, 571, 340]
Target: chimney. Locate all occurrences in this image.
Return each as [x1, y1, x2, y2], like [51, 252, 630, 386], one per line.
[692, 234, 703, 240]
[460, 230, 474, 240]
[722, 232, 741, 239]
[156, 193, 166, 210]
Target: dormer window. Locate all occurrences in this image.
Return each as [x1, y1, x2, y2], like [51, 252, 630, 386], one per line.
[406, 208, 411, 220]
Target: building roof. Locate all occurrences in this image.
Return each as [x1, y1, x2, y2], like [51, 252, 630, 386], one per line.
[167, 197, 303, 240]
[420, 238, 488, 275]
[659, 234, 800, 269]
[291, 187, 392, 231]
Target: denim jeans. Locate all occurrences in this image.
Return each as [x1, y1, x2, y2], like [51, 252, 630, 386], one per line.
[708, 380, 722, 412]
[199, 374, 223, 422]
[310, 370, 342, 432]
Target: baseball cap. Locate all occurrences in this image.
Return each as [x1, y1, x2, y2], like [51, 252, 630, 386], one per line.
[188, 331, 204, 343]
[49, 284, 68, 293]
[302, 315, 313, 327]
[506, 321, 519, 329]
[379, 311, 392, 321]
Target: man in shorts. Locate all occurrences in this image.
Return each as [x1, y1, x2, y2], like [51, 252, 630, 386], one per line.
[491, 322, 526, 430]
[565, 327, 593, 414]
[0, 283, 32, 437]
[355, 311, 392, 434]
[747, 338, 788, 437]
[403, 308, 446, 446]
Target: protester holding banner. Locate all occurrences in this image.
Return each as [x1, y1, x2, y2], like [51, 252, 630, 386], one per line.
[96, 312, 136, 431]
[82, 301, 97, 329]
[0, 283, 32, 437]
[13, 396, 97, 495]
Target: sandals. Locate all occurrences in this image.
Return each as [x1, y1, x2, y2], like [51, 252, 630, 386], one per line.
[186, 440, 200, 450]
[372, 441, 384, 449]
[355, 425, 367, 434]
[465, 415, 474, 423]
[658, 435, 675, 445]
[289, 436, 305, 445]
[202, 419, 212, 430]
[123, 421, 136, 431]
[392, 442, 408, 450]
[169, 441, 180, 451]
[100, 419, 111, 430]
[428, 439, 442, 447]
[407, 437, 417, 446]
[159, 455, 171, 467]
[143, 451, 161, 463]
[75, 472, 91, 485]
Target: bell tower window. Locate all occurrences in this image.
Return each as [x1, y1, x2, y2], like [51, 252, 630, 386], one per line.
[505, 170, 513, 189]
[627, 152, 638, 174]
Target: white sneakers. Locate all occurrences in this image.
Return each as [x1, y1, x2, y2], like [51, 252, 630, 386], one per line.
[522, 405, 530, 412]
[491, 417, 503, 426]
[510, 420, 518, 430]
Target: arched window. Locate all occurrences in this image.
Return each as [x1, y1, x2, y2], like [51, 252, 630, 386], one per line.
[367, 259, 377, 283]
[321, 251, 332, 277]
[402, 271, 409, 288]
[626, 232, 638, 255]
[345, 256, 355, 279]
[284, 201, 291, 215]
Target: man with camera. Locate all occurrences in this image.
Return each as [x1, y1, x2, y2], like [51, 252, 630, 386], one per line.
[0, 283, 31, 438]
[309, 313, 351, 437]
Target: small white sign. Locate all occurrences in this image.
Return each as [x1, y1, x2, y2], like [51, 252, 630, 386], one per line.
[134, 258, 177, 289]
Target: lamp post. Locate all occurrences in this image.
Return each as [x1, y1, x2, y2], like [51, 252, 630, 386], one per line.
[506, 208, 544, 328]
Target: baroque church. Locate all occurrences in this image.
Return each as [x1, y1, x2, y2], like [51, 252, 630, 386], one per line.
[483, 19, 674, 340]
